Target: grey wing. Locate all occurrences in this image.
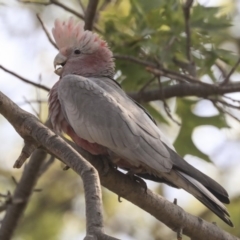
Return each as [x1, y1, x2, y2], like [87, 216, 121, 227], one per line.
[58, 74, 173, 173]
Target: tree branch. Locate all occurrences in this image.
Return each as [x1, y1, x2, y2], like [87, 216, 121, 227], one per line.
[182, 0, 194, 63]
[0, 92, 238, 240]
[0, 149, 48, 240]
[36, 14, 57, 49]
[20, 0, 102, 33]
[84, 0, 99, 31]
[221, 57, 240, 85]
[50, 0, 84, 20]
[114, 54, 157, 68]
[0, 92, 117, 240]
[3, 63, 240, 107]
[0, 65, 50, 92]
[20, 0, 84, 20]
[114, 54, 209, 86]
[128, 82, 240, 102]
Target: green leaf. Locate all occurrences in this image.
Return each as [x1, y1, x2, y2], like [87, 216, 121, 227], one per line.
[174, 99, 228, 162]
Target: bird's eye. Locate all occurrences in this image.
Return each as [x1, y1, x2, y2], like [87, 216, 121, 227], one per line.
[74, 49, 81, 54]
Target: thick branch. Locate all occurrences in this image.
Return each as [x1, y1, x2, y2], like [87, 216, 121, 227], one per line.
[0, 149, 47, 240]
[128, 82, 240, 102]
[0, 92, 238, 240]
[84, 0, 99, 31]
[0, 92, 116, 240]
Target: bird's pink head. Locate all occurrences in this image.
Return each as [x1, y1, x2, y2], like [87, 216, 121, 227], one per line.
[52, 17, 115, 78]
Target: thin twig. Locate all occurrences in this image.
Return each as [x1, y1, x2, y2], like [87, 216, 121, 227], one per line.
[20, 0, 103, 33]
[50, 0, 84, 19]
[114, 54, 157, 68]
[222, 95, 240, 103]
[20, 0, 84, 20]
[146, 67, 212, 87]
[36, 14, 57, 49]
[0, 65, 50, 92]
[23, 96, 40, 118]
[78, 0, 86, 14]
[221, 57, 240, 85]
[211, 100, 240, 122]
[157, 77, 180, 125]
[215, 60, 228, 80]
[137, 76, 156, 100]
[19, 0, 50, 6]
[206, 97, 240, 109]
[114, 54, 210, 86]
[14, 141, 39, 168]
[161, 36, 176, 60]
[11, 177, 18, 186]
[182, 0, 194, 62]
[18, 99, 47, 107]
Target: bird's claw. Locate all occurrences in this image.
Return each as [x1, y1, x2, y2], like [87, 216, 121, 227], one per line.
[126, 171, 148, 193]
[101, 156, 117, 176]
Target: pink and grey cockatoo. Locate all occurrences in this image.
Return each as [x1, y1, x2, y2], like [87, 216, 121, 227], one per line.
[48, 17, 233, 227]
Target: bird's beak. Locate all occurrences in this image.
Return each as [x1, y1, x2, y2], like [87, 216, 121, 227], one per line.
[54, 53, 67, 76]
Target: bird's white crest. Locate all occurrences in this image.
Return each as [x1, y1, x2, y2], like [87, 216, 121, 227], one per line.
[52, 17, 107, 54]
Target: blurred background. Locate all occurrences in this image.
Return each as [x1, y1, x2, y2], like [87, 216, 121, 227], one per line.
[0, 0, 240, 239]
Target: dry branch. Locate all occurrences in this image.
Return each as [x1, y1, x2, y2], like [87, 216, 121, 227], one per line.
[84, 0, 99, 31]
[128, 82, 240, 102]
[20, 0, 84, 20]
[36, 14, 57, 49]
[0, 149, 47, 240]
[221, 57, 240, 85]
[182, 0, 194, 63]
[0, 91, 117, 240]
[0, 65, 50, 92]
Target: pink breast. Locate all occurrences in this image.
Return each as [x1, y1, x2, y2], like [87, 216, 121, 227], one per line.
[49, 81, 107, 156]
[64, 123, 107, 155]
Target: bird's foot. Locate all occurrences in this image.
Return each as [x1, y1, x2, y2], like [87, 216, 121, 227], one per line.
[126, 171, 148, 193]
[101, 156, 117, 176]
[117, 170, 148, 203]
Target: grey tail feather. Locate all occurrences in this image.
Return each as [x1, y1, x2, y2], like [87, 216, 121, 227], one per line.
[178, 171, 234, 227]
[163, 143, 230, 204]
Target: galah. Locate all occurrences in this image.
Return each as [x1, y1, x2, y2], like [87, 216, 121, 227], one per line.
[48, 17, 233, 227]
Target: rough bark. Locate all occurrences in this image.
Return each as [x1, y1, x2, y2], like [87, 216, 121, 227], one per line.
[0, 91, 117, 240]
